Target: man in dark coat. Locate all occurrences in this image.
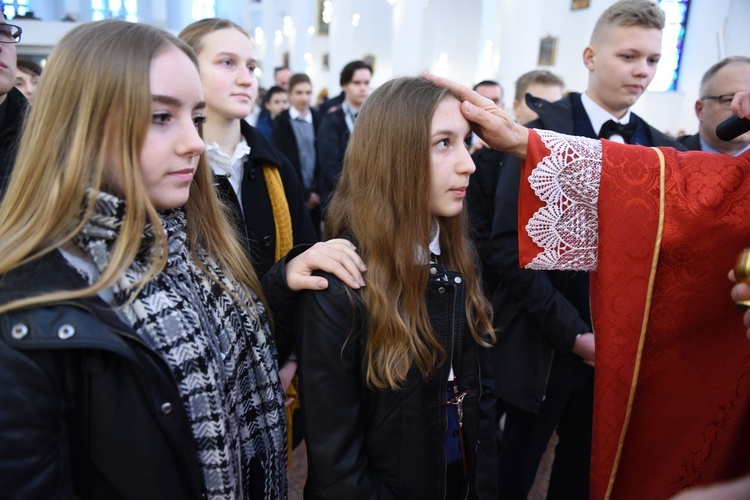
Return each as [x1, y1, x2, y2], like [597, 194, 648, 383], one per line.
[0, 18, 28, 197]
[316, 60, 372, 217]
[273, 73, 323, 235]
[677, 56, 750, 156]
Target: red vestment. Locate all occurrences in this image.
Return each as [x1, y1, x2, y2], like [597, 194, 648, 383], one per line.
[518, 129, 750, 500]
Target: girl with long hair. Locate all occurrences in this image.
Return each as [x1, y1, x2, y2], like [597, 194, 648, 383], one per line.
[297, 76, 497, 499]
[0, 19, 363, 499]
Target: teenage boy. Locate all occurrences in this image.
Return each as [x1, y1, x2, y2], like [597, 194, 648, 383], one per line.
[273, 73, 322, 234]
[0, 17, 27, 197]
[316, 60, 372, 216]
[678, 56, 750, 155]
[489, 1, 685, 498]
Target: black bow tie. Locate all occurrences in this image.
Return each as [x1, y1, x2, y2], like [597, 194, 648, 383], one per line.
[598, 119, 638, 143]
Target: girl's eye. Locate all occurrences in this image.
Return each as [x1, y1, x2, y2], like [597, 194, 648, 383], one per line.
[152, 112, 171, 125]
[247, 65, 256, 72]
[221, 59, 233, 67]
[464, 137, 472, 149]
[437, 138, 449, 148]
[193, 116, 207, 129]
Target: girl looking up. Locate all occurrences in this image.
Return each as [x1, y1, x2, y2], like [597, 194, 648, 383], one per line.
[297, 76, 497, 499]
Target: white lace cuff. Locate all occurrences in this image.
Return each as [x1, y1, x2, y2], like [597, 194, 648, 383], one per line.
[524, 130, 602, 271]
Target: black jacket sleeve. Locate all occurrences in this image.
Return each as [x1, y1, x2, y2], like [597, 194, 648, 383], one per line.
[0, 341, 75, 498]
[295, 275, 396, 500]
[488, 154, 590, 352]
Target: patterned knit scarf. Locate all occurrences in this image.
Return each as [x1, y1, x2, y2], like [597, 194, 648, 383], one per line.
[72, 192, 287, 499]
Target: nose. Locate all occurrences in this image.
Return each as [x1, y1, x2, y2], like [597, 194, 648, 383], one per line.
[237, 66, 254, 86]
[458, 146, 476, 175]
[632, 57, 649, 78]
[179, 120, 206, 158]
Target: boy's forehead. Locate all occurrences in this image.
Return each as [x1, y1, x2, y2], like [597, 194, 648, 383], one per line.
[596, 24, 662, 49]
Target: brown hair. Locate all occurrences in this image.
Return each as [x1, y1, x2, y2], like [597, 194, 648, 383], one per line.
[325, 76, 494, 390]
[289, 73, 312, 93]
[178, 17, 250, 56]
[513, 70, 565, 103]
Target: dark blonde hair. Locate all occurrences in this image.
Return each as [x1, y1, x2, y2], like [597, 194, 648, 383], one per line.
[179, 17, 250, 56]
[590, 0, 665, 45]
[0, 19, 264, 313]
[326, 76, 494, 390]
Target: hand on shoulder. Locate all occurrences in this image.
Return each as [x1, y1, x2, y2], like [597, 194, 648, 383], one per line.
[285, 239, 367, 292]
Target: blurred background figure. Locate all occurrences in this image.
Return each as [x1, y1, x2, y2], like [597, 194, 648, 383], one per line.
[256, 85, 289, 141]
[14, 58, 40, 105]
[512, 69, 565, 125]
[677, 56, 750, 156]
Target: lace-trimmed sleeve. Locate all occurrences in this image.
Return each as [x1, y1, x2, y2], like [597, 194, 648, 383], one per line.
[524, 130, 602, 271]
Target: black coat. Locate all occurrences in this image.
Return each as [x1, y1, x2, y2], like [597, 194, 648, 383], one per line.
[294, 261, 498, 499]
[676, 132, 702, 151]
[466, 147, 506, 297]
[316, 107, 350, 213]
[0, 252, 203, 499]
[0, 87, 28, 196]
[214, 121, 316, 281]
[488, 93, 686, 412]
[271, 108, 322, 199]
[0, 249, 298, 499]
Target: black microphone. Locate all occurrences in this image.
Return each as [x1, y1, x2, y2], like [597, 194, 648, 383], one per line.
[716, 114, 750, 141]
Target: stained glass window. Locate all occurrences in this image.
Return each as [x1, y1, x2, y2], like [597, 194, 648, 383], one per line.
[91, 0, 138, 22]
[651, 0, 690, 92]
[2, 0, 30, 19]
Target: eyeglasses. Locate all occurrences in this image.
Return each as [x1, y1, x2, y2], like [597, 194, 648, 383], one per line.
[701, 93, 735, 109]
[0, 24, 21, 44]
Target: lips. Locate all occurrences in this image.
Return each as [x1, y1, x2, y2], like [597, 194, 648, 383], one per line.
[169, 168, 195, 181]
[624, 85, 643, 93]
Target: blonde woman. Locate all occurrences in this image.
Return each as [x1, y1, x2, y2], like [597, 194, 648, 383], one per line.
[297, 77, 497, 499]
[0, 20, 363, 499]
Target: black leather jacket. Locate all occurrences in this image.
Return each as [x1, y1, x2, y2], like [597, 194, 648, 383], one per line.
[0, 249, 297, 499]
[295, 260, 497, 499]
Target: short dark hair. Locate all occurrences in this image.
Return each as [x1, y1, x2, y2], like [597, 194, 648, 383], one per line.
[264, 85, 287, 103]
[274, 66, 290, 75]
[340, 60, 372, 86]
[289, 73, 311, 92]
[513, 70, 564, 102]
[17, 59, 42, 77]
[473, 80, 502, 93]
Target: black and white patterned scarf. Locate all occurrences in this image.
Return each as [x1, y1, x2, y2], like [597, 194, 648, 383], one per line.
[72, 192, 287, 499]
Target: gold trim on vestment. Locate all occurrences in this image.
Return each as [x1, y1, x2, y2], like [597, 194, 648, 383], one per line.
[604, 147, 666, 499]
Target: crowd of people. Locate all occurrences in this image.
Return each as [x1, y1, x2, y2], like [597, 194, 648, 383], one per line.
[0, 0, 749, 499]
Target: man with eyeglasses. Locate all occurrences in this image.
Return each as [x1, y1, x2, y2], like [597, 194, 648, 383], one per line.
[0, 16, 25, 197]
[678, 56, 750, 156]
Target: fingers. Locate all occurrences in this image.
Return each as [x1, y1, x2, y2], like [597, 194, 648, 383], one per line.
[731, 281, 750, 303]
[285, 240, 367, 292]
[422, 72, 493, 109]
[731, 91, 750, 119]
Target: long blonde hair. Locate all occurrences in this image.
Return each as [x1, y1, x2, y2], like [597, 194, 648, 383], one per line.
[325, 77, 495, 390]
[0, 19, 264, 313]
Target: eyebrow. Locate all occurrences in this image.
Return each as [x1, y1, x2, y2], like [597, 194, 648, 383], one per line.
[152, 94, 206, 111]
[432, 129, 468, 138]
[216, 51, 258, 65]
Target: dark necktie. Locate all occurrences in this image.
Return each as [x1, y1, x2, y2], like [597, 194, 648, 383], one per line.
[598, 119, 638, 144]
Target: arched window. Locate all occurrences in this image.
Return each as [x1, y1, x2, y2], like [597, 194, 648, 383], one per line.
[92, 0, 138, 22]
[652, 0, 690, 91]
[2, 0, 30, 19]
[192, 0, 215, 20]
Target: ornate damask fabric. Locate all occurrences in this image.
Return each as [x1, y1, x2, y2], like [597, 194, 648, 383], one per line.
[518, 129, 750, 500]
